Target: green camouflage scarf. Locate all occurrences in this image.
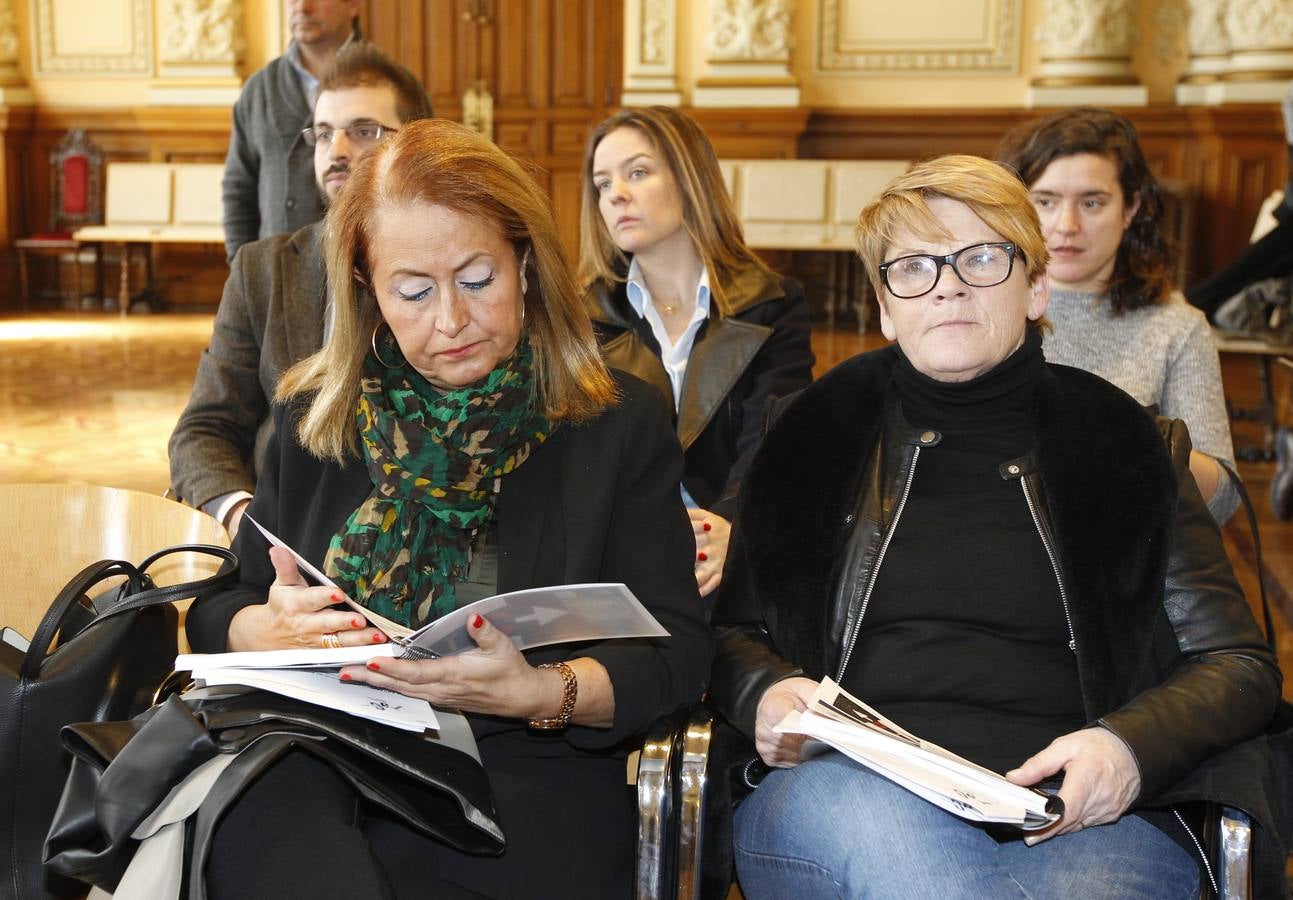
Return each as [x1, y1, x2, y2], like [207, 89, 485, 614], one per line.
[323, 333, 549, 628]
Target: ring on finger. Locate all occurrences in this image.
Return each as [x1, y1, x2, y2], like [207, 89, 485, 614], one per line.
[321, 631, 343, 650]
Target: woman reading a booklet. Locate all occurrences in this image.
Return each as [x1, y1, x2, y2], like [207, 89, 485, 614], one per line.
[184, 118, 713, 899]
[711, 154, 1284, 899]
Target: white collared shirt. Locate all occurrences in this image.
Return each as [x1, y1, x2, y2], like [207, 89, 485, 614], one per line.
[625, 259, 710, 509]
[285, 42, 320, 109]
[625, 258, 711, 413]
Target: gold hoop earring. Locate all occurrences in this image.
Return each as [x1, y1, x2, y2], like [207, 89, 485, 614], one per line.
[371, 322, 401, 368]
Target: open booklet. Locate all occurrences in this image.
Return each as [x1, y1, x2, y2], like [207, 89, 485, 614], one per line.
[775, 677, 1065, 831]
[177, 516, 671, 732]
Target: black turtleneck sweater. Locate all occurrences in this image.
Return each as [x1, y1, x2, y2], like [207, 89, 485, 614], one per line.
[839, 330, 1087, 775]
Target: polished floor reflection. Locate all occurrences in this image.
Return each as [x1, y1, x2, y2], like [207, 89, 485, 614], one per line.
[0, 311, 1289, 696]
[0, 313, 211, 494]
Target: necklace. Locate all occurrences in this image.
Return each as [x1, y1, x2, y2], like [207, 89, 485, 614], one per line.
[658, 297, 683, 315]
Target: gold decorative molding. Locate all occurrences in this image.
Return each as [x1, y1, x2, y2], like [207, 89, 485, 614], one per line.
[706, 0, 793, 63]
[817, 0, 1020, 74]
[160, 0, 243, 66]
[33, 0, 152, 75]
[0, 0, 19, 66]
[642, 0, 668, 64]
[622, 0, 681, 105]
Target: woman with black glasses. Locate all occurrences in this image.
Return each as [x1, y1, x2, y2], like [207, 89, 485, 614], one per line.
[710, 154, 1283, 899]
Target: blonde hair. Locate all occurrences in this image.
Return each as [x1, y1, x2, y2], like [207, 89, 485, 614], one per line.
[278, 118, 617, 463]
[856, 155, 1050, 297]
[577, 106, 773, 316]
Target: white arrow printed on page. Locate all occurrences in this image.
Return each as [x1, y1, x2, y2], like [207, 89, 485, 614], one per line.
[513, 606, 567, 626]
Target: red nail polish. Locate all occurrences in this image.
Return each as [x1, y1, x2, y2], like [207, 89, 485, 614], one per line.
[372, 632, 385, 643]
[697, 552, 708, 562]
[351, 617, 362, 629]
[340, 673, 352, 682]
[367, 661, 381, 672]
[703, 522, 711, 532]
[331, 593, 343, 604]
[471, 614, 484, 629]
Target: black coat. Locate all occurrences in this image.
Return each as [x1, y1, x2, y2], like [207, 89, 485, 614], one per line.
[187, 372, 714, 899]
[586, 263, 814, 516]
[711, 346, 1288, 897]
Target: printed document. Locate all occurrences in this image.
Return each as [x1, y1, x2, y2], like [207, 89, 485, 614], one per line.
[775, 678, 1064, 830]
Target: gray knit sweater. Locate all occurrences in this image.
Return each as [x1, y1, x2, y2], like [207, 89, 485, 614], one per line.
[1042, 289, 1239, 522]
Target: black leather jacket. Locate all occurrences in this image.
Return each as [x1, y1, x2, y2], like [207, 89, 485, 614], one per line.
[712, 347, 1280, 808]
[585, 263, 814, 514]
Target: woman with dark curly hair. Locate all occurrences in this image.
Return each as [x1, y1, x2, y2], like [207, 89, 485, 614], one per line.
[997, 108, 1238, 522]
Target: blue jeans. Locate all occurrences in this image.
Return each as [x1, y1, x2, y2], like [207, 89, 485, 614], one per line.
[733, 752, 1200, 900]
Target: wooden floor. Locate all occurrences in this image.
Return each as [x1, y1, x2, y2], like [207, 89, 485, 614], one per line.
[1, 311, 1291, 700]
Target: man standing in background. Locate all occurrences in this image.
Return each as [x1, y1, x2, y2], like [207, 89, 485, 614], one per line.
[174, 44, 432, 535]
[221, 0, 361, 262]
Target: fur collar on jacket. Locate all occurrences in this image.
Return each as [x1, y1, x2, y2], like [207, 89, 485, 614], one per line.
[735, 345, 1178, 720]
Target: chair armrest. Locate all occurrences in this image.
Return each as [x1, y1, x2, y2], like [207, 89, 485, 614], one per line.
[635, 704, 715, 900]
[637, 713, 680, 899]
[1217, 806, 1252, 900]
[675, 706, 714, 900]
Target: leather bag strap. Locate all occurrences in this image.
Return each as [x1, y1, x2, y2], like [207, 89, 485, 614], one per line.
[91, 545, 239, 623]
[20, 559, 145, 681]
[20, 544, 240, 682]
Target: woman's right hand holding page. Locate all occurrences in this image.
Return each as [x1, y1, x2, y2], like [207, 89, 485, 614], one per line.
[226, 546, 387, 651]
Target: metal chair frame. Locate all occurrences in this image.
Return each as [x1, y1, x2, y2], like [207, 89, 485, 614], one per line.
[636, 710, 1252, 900]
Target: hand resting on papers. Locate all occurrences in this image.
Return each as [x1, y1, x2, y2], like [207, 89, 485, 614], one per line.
[342, 612, 615, 727]
[1006, 726, 1142, 845]
[226, 547, 389, 651]
[754, 676, 819, 767]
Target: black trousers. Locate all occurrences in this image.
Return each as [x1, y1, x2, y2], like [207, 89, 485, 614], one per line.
[205, 751, 487, 900]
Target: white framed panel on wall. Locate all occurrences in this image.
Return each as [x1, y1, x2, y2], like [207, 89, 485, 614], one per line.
[818, 0, 1021, 74]
[32, 0, 151, 74]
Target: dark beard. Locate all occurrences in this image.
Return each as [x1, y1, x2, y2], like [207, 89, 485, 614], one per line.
[316, 164, 348, 206]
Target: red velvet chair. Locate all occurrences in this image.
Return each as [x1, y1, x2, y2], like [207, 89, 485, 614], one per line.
[14, 129, 104, 310]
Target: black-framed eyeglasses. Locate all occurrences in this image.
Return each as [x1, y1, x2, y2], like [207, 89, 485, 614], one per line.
[301, 120, 399, 149]
[878, 242, 1022, 299]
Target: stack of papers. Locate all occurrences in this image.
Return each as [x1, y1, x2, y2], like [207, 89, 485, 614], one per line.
[775, 678, 1064, 830]
[179, 518, 671, 733]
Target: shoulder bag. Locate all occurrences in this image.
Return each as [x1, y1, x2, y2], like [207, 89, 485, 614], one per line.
[0, 544, 237, 899]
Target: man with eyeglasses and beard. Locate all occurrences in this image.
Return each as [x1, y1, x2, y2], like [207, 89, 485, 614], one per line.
[170, 43, 432, 536]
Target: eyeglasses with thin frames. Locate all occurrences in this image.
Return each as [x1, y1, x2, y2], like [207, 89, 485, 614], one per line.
[301, 120, 399, 150]
[878, 242, 1022, 299]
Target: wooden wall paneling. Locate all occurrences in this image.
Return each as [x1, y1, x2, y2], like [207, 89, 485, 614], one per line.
[4, 108, 233, 311]
[419, 1, 471, 121]
[798, 106, 1287, 287]
[549, 168, 584, 255]
[1, 106, 34, 246]
[691, 108, 811, 160]
[550, 0, 594, 109]
[489, 0, 537, 109]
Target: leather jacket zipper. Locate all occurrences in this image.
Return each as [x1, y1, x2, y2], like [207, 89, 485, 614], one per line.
[1174, 807, 1219, 897]
[836, 445, 922, 681]
[1018, 473, 1077, 653]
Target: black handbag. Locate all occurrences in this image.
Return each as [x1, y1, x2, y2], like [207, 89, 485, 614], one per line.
[44, 691, 505, 899]
[0, 544, 237, 900]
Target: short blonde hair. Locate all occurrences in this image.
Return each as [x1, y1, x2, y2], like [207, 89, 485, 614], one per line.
[278, 118, 617, 463]
[577, 106, 773, 316]
[856, 155, 1050, 298]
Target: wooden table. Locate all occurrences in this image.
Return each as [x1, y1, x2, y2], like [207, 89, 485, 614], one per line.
[1213, 330, 1293, 460]
[72, 225, 225, 314]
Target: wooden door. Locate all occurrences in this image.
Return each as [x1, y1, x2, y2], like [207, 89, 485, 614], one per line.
[359, 0, 622, 256]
